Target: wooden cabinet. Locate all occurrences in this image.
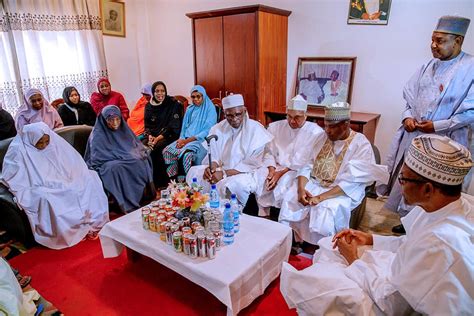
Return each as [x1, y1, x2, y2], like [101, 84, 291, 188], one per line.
[187, 5, 291, 122]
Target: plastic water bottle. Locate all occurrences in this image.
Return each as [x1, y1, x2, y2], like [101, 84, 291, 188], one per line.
[191, 177, 200, 192]
[230, 194, 240, 233]
[209, 184, 220, 209]
[222, 203, 235, 245]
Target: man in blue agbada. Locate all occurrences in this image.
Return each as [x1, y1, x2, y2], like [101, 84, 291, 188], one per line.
[378, 15, 474, 233]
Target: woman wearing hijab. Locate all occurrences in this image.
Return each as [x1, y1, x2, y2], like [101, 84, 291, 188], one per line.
[127, 83, 152, 139]
[57, 86, 97, 126]
[15, 88, 63, 132]
[163, 85, 217, 178]
[1, 122, 109, 249]
[85, 105, 154, 213]
[144, 81, 183, 187]
[0, 102, 17, 140]
[90, 78, 129, 120]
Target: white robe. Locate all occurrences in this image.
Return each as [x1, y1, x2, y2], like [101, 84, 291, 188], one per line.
[1, 122, 109, 249]
[255, 120, 324, 216]
[279, 132, 388, 243]
[186, 114, 273, 204]
[0, 258, 27, 315]
[280, 194, 474, 315]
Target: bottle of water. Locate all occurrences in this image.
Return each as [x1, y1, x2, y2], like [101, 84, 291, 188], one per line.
[222, 203, 235, 245]
[191, 177, 200, 192]
[209, 184, 220, 209]
[230, 194, 240, 233]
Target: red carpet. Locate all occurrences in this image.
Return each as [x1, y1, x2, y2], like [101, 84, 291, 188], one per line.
[9, 239, 311, 315]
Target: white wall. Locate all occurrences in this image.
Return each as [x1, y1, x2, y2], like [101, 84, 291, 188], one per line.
[103, 0, 474, 161]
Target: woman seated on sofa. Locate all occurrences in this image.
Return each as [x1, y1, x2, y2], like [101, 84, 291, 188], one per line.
[15, 88, 63, 132]
[90, 78, 129, 120]
[1, 122, 109, 249]
[85, 105, 154, 213]
[57, 86, 97, 126]
[128, 83, 152, 139]
[163, 85, 216, 179]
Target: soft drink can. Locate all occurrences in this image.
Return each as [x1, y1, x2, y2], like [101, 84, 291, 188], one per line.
[159, 222, 167, 241]
[151, 206, 160, 213]
[195, 226, 205, 235]
[142, 210, 150, 230]
[165, 222, 173, 244]
[212, 229, 222, 250]
[182, 217, 191, 227]
[191, 221, 201, 233]
[197, 233, 206, 258]
[183, 233, 191, 255]
[182, 227, 192, 235]
[206, 234, 216, 259]
[173, 231, 183, 252]
[189, 234, 198, 258]
[149, 213, 157, 232]
[177, 220, 184, 230]
[170, 218, 179, 225]
[166, 211, 175, 220]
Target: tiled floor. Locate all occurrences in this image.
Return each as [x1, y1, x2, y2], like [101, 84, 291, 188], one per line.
[358, 197, 401, 236]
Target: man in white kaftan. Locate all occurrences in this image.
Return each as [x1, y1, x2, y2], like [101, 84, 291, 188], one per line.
[281, 134, 474, 315]
[255, 95, 323, 216]
[378, 16, 474, 223]
[279, 102, 388, 244]
[186, 94, 273, 204]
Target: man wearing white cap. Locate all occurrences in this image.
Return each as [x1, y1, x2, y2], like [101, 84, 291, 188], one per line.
[255, 95, 324, 217]
[186, 94, 273, 204]
[279, 102, 388, 248]
[280, 134, 474, 315]
[379, 15, 474, 233]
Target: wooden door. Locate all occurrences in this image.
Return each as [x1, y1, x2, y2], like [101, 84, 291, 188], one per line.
[222, 13, 257, 118]
[194, 17, 224, 99]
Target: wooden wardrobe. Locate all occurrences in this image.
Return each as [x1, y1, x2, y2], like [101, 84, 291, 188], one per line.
[186, 5, 291, 122]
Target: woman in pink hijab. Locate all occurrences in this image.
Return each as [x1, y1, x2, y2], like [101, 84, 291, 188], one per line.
[90, 78, 129, 120]
[15, 88, 64, 132]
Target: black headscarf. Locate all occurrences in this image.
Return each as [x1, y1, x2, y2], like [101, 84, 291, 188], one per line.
[58, 86, 96, 126]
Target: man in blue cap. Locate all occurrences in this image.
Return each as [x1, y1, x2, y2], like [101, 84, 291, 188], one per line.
[378, 15, 474, 233]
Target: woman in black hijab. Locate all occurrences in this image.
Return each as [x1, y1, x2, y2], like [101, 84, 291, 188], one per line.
[57, 86, 96, 126]
[0, 102, 16, 140]
[144, 81, 183, 187]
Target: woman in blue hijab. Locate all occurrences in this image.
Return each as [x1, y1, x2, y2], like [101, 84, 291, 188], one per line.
[163, 85, 217, 178]
[85, 105, 154, 213]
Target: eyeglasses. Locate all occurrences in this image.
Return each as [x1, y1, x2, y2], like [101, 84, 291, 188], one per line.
[225, 111, 244, 120]
[397, 174, 427, 185]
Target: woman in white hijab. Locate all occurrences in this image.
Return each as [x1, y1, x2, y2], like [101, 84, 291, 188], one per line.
[1, 122, 109, 249]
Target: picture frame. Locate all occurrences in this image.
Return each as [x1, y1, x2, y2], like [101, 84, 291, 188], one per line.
[347, 0, 392, 25]
[295, 57, 356, 108]
[100, 0, 126, 37]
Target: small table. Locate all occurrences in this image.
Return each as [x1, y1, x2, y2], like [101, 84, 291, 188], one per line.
[99, 210, 292, 315]
[265, 109, 381, 143]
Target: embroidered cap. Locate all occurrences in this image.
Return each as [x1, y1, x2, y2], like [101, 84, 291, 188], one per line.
[405, 134, 472, 185]
[434, 15, 470, 37]
[324, 102, 351, 122]
[287, 95, 308, 112]
[222, 94, 244, 110]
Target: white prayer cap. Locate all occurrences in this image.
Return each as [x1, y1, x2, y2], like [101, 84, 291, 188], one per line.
[405, 135, 472, 185]
[324, 102, 350, 122]
[287, 95, 307, 112]
[222, 94, 244, 110]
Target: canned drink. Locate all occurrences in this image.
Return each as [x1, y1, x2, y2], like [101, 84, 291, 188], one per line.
[206, 234, 216, 259]
[183, 233, 191, 255]
[173, 231, 183, 252]
[156, 214, 166, 225]
[203, 212, 213, 230]
[141, 207, 151, 213]
[151, 206, 160, 213]
[182, 217, 191, 227]
[171, 224, 179, 233]
[191, 221, 201, 233]
[170, 218, 179, 224]
[195, 226, 205, 236]
[182, 227, 192, 235]
[177, 220, 184, 230]
[188, 234, 198, 258]
[149, 213, 157, 232]
[165, 222, 173, 244]
[158, 210, 167, 218]
[166, 211, 175, 220]
[212, 229, 222, 250]
[142, 210, 150, 230]
[159, 222, 167, 241]
[197, 233, 207, 258]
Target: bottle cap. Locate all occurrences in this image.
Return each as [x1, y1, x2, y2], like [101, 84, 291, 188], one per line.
[225, 202, 231, 209]
[231, 193, 236, 199]
[192, 177, 197, 183]
[211, 184, 217, 189]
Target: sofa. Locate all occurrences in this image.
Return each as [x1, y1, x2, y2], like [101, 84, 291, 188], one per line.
[0, 125, 93, 246]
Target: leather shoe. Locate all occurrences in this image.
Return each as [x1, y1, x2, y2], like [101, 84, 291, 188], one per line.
[392, 224, 406, 234]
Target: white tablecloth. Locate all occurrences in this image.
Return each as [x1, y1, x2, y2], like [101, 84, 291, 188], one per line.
[99, 211, 292, 315]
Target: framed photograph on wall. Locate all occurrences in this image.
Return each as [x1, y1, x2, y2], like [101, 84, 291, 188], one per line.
[347, 0, 392, 25]
[100, 0, 126, 37]
[295, 57, 356, 107]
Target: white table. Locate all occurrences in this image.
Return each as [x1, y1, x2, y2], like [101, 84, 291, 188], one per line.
[99, 210, 292, 315]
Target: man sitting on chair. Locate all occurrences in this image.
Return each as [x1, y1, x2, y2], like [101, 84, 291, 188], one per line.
[186, 94, 273, 204]
[280, 134, 473, 315]
[279, 102, 387, 249]
[255, 95, 324, 217]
